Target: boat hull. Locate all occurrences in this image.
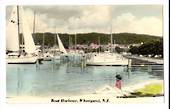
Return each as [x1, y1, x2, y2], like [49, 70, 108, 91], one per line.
[6, 56, 37, 64]
[43, 57, 52, 61]
[53, 55, 60, 60]
[86, 53, 129, 66]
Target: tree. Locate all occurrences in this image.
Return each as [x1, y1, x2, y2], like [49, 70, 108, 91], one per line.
[129, 40, 163, 58]
[115, 46, 124, 53]
[129, 46, 139, 54]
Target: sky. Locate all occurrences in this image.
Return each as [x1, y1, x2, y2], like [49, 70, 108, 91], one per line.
[6, 5, 163, 36]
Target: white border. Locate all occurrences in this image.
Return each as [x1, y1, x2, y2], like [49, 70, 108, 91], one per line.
[0, 0, 169, 109]
[163, 0, 169, 106]
[0, 2, 6, 108]
[0, 0, 167, 5]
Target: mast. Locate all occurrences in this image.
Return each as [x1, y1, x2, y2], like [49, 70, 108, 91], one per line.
[110, 24, 113, 53]
[70, 35, 72, 48]
[98, 36, 101, 52]
[113, 39, 115, 52]
[54, 33, 57, 46]
[33, 11, 36, 34]
[17, 6, 21, 52]
[42, 33, 45, 55]
[68, 35, 71, 48]
[75, 33, 77, 50]
[53, 33, 57, 56]
[54, 27, 57, 46]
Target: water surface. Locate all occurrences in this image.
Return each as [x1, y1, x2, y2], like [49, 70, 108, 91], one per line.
[6, 60, 164, 97]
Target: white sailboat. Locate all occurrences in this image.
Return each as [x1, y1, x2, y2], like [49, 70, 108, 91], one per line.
[57, 34, 67, 54]
[51, 33, 60, 60]
[86, 26, 129, 66]
[6, 6, 37, 64]
[53, 34, 67, 60]
[41, 33, 53, 61]
[42, 34, 67, 60]
[86, 52, 129, 66]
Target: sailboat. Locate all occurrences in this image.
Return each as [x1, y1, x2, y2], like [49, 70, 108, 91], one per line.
[53, 34, 68, 60]
[86, 52, 129, 66]
[86, 26, 129, 66]
[57, 34, 67, 54]
[67, 34, 85, 59]
[53, 34, 66, 60]
[6, 6, 37, 64]
[42, 33, 67, 60]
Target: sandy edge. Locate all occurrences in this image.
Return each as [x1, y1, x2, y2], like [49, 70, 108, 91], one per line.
[6, 80, 164, 103]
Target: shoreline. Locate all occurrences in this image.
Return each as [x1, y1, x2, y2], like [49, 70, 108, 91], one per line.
[7, 80, 164, 103]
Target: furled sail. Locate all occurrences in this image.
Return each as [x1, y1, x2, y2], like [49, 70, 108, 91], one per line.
[6, 6, 20, 51]
[57, 34, 67, 54]
[20, 7, 36, 54]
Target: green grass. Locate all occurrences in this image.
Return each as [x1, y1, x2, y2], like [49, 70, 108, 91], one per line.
[134, 83, 163, 95]
[117, 83, 164, 98]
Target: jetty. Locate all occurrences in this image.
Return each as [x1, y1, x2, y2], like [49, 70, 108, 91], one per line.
[124, 55, 163, 65]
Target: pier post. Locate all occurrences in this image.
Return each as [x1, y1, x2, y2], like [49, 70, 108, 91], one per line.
[36, 59, 40, 69]
[128, 59, 132, 69]
[52, 58, 54, 72]
[83, 55, 86, 67]
[84, 59, 87, 67]
[148, 65, 152, 72]
[64, 56, 69, 63]
[81, 61, 84, 70]
[36, 60, 38, 67]
[81, 55, 86, 71]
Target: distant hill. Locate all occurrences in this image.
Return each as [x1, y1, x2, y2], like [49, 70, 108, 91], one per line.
[33, 32, 162, 47]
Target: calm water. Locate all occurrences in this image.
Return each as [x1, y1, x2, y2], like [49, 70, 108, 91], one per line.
[6, 59, 164, 97]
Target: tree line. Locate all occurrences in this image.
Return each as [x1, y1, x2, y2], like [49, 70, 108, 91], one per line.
[32, 32, 162, 48]
[129, 39, 163, 57]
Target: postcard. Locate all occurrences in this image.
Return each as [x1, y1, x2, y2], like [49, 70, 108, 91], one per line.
[5, 4, 165, 104]
[0, 1, 169, 109]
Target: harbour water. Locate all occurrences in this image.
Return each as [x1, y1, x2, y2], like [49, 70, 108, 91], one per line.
[6, 58, 164, 97]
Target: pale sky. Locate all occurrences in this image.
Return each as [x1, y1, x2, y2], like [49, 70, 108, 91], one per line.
[6, 5, 163, 36]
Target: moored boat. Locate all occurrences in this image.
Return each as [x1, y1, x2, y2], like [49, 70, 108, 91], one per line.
[6, 6, 37, 64]
[86, 52, 129, 66]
